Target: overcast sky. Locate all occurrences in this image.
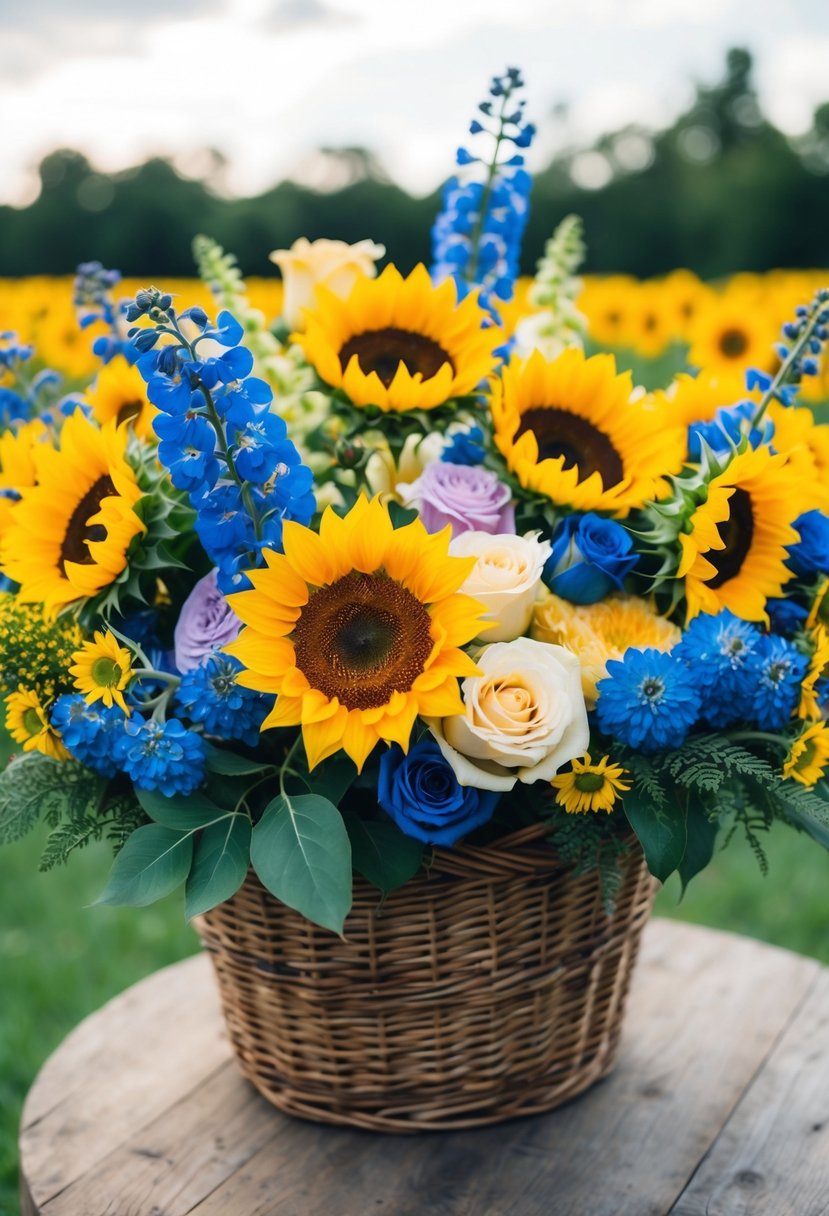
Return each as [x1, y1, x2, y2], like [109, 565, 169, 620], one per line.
[0, 0, 827, 206]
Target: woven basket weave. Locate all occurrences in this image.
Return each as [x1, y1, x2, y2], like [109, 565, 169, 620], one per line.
[198, 823, 655, 1131]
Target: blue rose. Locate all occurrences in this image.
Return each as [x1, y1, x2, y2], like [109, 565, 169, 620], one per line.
[378, 739, 500, 846]
[766, 596, 809, 635]
[787, 511, 829, 578]
[543, 513, 638, 605]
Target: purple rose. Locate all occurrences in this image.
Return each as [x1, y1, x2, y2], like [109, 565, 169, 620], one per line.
[401, 461, 515, 537]
[174, 568, 242, 673]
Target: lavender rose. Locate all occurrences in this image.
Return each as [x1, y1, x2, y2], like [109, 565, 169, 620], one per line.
[398, 461, 515, 537]
[174, 568, 242, 672]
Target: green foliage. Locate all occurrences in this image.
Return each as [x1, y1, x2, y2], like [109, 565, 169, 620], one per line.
[623, 784, 687, 884]
[343, 811, 424, 896]
[94, 823, 193, 907]
[250, 792, 352, 934]
[544, 810, 631, 914]
[185, 815, 251, 920]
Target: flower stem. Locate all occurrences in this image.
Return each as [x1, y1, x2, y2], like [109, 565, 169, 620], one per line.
[750, 307, 824, 431]
[466, 89, 511, 288]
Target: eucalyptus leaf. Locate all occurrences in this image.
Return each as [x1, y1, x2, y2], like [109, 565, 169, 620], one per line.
[344, 811, 424, 894]
[135, 787, 227, 831]
[624, 786, 687, 884]
[185, 814, 252, 919]
[94, 824, 193, 907]
[251, 793, 352, 934]
[204, 744, 275, 776]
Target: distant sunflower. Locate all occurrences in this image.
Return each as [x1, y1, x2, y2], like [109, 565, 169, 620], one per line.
[491, 348, 685, 515]
[0, 414, 146, 614]
[688, 295, 776, 377]
[653, 370, 757, 430]
[226, 496, 484, 772]
[661, 269, 715, 343]
[578, 275, 637, 348]
[678, 445, 803, 622]
[551, 753, 630, 814]
[86, 358, 157, 440]
[293, 264, 500, 413]
[630, 282, 672, 359]
[767, 403, 829, 514]
[0, 419, 49, 535]
[5, 686, 69, 761]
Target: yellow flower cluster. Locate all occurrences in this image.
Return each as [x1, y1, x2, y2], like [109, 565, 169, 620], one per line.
[0, 594, 83, 699]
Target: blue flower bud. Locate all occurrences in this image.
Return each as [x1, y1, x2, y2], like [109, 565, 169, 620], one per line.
[543, 513, 638, 605]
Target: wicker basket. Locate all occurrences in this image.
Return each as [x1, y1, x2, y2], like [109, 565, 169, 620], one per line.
[198, 823, 655, 1131]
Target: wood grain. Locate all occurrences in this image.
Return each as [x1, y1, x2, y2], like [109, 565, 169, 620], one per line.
[18, 920, 826, 1216]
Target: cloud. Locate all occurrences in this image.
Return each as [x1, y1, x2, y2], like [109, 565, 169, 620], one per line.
[263, 0, 358, 31]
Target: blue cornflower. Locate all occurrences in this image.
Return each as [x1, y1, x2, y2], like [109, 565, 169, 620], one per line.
[441, 425, 485, 466]
[176, 653, 272, 746]
[674, 610, 761, 726]
[743, 634, 808, 730]
[595, 648, 701, 753]
[120, 716, 206, 795]
[50, 694, 128, 778]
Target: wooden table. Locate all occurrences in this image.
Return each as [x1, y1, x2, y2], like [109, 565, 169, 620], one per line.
[18, 918, 829, 1216]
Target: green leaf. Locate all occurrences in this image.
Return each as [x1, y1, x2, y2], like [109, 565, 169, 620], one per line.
[251, 793, 352, 934]
[308, 753, 358, 807]
[343, 812, 424, 894]
[678, 793, 720, 894]
[624, 785, 687, 883]
[204, 744, 275, 777]
[775, 780, 829, 851]
[94, 824, 193, 907]
[185, 815, 251, 919]
[0, 753, 102, 845]
[135, 787, 227, 831]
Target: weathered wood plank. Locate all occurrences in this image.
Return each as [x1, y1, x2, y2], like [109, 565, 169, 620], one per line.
[185, 924, 820, 1216]
[19, 953, 227, 1211]
[669, 968, 829, 1216]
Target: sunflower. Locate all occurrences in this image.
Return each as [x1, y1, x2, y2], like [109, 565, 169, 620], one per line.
[0, 419, 49, 535]
[652, 370, 757, 431]
[531, 591, 680, 706]
[5, 686, 69, 760]
[292, 263, 500, 413]
[551, 753, 630, 814]
[678, 445, 804, 622]
[687, 294, 776, 377]
[661, 269, 716, 343]
[767, 404, 829, 514]
[798, 626, 829, 720]
[783, 721, 829, 787]
[0, 413, 146, 614]
[490, 348, 685, 515]
[226, 496, 484, 771]
[86, 358, 157, 441]
[578, 275, 637, 348]
[70, 629, 134, 713]
[630, 282, 672, 359]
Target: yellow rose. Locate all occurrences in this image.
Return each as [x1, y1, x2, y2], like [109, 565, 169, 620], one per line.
[427, 637, 589, 792]
[269, 237, 385, 330]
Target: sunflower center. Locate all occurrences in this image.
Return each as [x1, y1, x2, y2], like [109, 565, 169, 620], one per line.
[719, 327, 749, 359]
[58, 475, 116, 575]
[22, 707, 43, 735]
[292, 572, 434, 710]
[707, 487, 755, 589]
[116, 400, 143, 427]
[575, 772, 606, 793]
[339, 328, 454, 388]
[516, 408, 625, 487]
[91, 657, 122, 688]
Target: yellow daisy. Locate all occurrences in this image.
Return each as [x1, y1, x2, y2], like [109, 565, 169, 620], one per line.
[678, 445, 803, 622]
[292, 263, 500, 413]
[85, 358, 158, 441]
[0, 413, 146, 614]
[798, 626, 829, 720]
[490, 348, 685, 516]
[551, 753, 631, 814]
[783, 721, 829, 788]
[5, 686, 69, 761]
[226, 496, 485, 772]
[70, 629, 134, 713]
[531, 592, 680, 707]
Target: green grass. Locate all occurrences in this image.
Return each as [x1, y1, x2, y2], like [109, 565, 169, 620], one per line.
[1, 822, 828, 1216]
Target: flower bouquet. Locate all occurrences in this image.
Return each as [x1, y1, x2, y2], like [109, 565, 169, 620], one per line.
[2, 68, 829, 1130]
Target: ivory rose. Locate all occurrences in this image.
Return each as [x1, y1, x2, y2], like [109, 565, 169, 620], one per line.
[449, 531, 551, 642]
[427, 637, 589, 792]
[269, 237, 385, 330]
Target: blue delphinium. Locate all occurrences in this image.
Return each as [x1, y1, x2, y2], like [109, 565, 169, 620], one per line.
[431, 67, 535, 323]
[176, 653, 272, 746]
[595, 649, 700, 753]
[543, 513, 637, 605]
[73, 261, 132, 365]
[743, 634, 808, 731]
[0, 332, 68, 426]
[120, 716, 206, 795]
[674, 610, 760, 727]
[745, 288, 829, 410]
[378, 739, 500, 846]
[687, 401, 773, 461]
[50, 695, 128, 778]
[127, 290, 315, 593]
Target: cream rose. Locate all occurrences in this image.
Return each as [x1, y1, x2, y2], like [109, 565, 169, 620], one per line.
[269, 237, 385, 330]
[427, 637, 589, 792]
[449, 531, 551, 642]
